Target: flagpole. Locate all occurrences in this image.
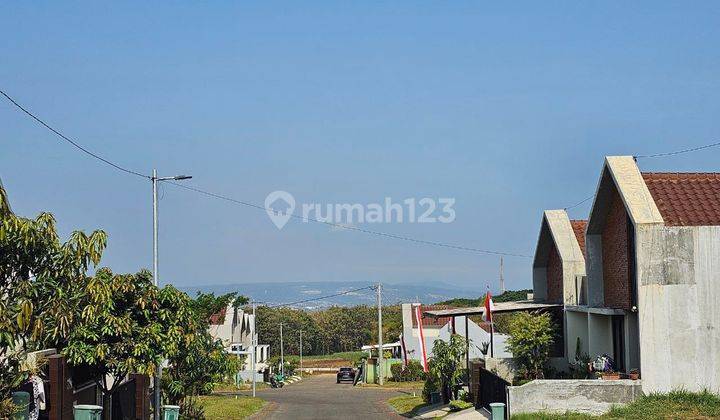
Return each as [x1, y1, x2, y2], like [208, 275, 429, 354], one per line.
[490, 319, 494, 358]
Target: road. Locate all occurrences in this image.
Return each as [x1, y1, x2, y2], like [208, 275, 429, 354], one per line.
[252, 374, 406, 419]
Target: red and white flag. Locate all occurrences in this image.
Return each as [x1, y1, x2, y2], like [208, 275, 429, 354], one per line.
[483, 291, 494, 323]
[414, 304, 429, 373]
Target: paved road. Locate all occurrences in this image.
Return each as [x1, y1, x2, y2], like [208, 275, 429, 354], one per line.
[252, 374, 406, 419]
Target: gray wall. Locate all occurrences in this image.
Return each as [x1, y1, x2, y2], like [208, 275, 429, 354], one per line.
[636, 225, 720, 394]
[508, 380, 643, 416]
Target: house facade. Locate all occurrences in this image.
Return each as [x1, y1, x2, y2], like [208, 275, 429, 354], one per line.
[400, 303, 511, 361]
[535, 156, 720, 394]
[208, 303, 270, 370]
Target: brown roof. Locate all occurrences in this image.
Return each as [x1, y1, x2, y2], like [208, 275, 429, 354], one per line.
[413, 305, 453, 327]
[208, 306, 227, 325]
[642, 173, 720, 226]
[570, 220, 587, 255]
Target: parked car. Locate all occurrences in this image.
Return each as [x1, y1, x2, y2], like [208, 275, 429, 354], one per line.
[336, 367, 355, 383]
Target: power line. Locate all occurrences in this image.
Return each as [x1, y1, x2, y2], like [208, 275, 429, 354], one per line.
[167, 181, 533, 258]
[564, 195, 594, 211]
[268, 285, 376, 308]
[0, 89, 150, 179]
[635, 141, 720, 159]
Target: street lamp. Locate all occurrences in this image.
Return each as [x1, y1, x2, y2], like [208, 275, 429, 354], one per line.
[151, 169, 192, 420]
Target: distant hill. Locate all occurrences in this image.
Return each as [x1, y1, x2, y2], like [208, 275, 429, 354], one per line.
[177, 281, 487, 309]
[434, 289, 532, 307]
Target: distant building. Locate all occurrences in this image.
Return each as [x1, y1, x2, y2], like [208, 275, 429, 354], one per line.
[400, 303, 512, 361]
[208, 303, 269, 371]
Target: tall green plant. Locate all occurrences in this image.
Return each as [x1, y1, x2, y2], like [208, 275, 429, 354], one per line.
[506, 311, 556, 380]
[429, 334, 467, 404]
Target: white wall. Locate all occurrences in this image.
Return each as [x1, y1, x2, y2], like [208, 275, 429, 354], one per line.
[588, 313, 613, 358]
[566, 311, 589, 362]
[636, 225, 720, 393]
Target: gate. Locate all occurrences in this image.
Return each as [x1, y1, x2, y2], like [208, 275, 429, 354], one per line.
[477, 367, 510, 419]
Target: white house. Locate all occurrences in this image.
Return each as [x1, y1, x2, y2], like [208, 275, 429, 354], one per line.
[208, 303, 270, 370]
[400, 303, 512, 362]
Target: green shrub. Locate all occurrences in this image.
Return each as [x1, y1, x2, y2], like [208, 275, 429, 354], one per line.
[421, 372, 440, 403]
[449, 400, 473, 412]
[390, 360, 426, 382]
[506, 311, 556, 380]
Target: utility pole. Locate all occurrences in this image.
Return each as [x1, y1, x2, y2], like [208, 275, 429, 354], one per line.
[151, 169, 191, 420]
[252, 302, 257, 398]
[299, 330, 303, 377]
[500, 256, 505, 293]
[377, 282, 383, 385]
[280, 322, 284, 377]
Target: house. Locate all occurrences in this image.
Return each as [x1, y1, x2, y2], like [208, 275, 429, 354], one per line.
[400, 303, 512, 362]
[532, 209, 588, 364]
[208, 303, 270, 371]
[534, 156, 720, 394]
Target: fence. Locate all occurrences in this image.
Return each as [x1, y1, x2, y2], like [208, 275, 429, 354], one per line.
[469, 360, 510, 419]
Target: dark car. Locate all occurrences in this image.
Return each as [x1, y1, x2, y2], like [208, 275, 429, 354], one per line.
[336, 367, 355, 383]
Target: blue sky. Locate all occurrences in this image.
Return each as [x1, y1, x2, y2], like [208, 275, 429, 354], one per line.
[2, 2, 720, 292]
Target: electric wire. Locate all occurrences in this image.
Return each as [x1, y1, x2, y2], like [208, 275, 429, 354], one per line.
[166, 181, 533, 258]
[635, 141, 720, 159]
[268, 285, 376, 308]
[0, 89, 150, 179]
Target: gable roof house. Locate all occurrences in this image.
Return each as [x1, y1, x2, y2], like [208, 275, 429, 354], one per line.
[208, 303, 270, 370]
[556, 156, 720, 394]
[532, 210, 588, 363]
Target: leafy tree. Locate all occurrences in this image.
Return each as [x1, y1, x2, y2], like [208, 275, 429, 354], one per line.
[163, 298, 240, 418]
[506, 311, 557, 380]
[429, 334, 467, 403]
[63, 268, 195, 419]
[0, 182, 106, 413]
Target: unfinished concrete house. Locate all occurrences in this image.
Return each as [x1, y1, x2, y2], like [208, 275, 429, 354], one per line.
[532, 210, 588, 363]
[571, 155, 720, 394]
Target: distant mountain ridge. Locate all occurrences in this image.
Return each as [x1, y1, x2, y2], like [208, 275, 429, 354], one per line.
[177, 281, 486, 309]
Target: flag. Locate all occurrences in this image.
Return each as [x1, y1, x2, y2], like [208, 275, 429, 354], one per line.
[414, 304, 429, 373]
[483, 291, 494, 323]
[399, 333, 408, 367]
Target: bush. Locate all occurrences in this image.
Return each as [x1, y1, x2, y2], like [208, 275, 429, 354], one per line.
[421, 370, 440, 403]
[449, 400, 473, 412]
[506, 311, 556, 380]
[390, 360, 426, 382]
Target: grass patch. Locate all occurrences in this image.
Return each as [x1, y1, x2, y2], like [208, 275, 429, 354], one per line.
[213, 380, 268, 393]
[198, 395, 265, 419]
[511, 390, 720, 420]
[303, 351, 365, 362]
[362, 380, 424, 391]
[388, 395, 430, 417]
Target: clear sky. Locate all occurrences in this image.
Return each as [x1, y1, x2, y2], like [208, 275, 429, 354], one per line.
[2, 2, 720, 291]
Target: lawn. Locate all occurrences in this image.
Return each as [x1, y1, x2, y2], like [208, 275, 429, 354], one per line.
[213, 380, 268, 393]
[511, 391, 720, 420]
[387, 395, 431, 417]
[301, 351, 366, 368]
[198, 395, 265, 419]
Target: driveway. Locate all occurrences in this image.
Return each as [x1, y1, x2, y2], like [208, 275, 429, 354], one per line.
[252, 374, 406, 419]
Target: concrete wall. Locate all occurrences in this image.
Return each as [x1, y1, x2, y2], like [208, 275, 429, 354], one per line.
[586, 234, 605, 307]
[588, 314, 613, 358]
[636, 225, 720, 394]
[508, 380, 643, 416]
[566, 311, 589, 362]
[533, 267, 548, 301]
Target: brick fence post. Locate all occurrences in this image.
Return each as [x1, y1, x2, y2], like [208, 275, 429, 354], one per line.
[131, 374, 151, 420]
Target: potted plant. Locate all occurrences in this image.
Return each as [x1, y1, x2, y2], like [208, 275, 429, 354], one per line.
[628, 368, 639, 380]
[601, 370, 620, 380]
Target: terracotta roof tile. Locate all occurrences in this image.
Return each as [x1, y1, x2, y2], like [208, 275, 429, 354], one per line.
[642, 172, 720, 226]
[413, 305, 454, 327]
[570, 220, 587, 255]
[209, 306, 227, 325]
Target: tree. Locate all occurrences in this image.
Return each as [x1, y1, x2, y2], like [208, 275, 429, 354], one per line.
[429, 334, 467, 404]
[0, 182, 106, 414]
[506, 311, 557, 380]
[63, 268, 195, 419]
[163, 292, 240, 419]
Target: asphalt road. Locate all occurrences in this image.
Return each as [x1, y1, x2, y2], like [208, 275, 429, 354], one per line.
[253, 374, 406, 419]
